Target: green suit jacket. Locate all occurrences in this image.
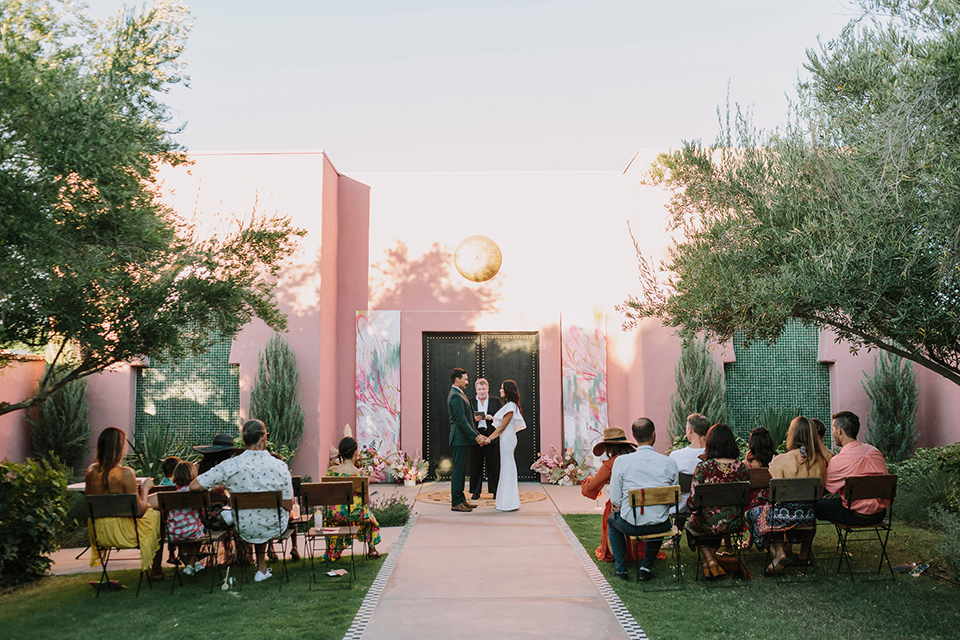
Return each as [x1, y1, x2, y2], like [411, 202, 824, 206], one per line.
[448, 386, 480, 447]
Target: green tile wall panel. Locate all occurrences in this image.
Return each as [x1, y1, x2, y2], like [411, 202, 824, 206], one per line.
[135, 334, 240, 446]
[724, 320, 831, 441]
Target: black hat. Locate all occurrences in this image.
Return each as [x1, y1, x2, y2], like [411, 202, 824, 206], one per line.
[193, 433, 240, 454]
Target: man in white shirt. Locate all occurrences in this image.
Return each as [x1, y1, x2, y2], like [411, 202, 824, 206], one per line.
[608, 417, 680, 582]
[191, 419, 294, 583]
[668, 413, 710, 513]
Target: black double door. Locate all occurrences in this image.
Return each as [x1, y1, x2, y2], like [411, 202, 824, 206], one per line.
[423, 332, 539, 481]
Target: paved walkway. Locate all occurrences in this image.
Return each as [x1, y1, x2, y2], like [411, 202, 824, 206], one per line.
[345, 482, 643, 640]
[50, 482, 647, 640]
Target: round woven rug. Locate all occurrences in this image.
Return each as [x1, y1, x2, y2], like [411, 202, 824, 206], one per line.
[415, 489, 548, 506]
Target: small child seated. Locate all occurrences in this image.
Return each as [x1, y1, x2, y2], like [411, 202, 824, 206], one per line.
[167, 461, 207, 576]
[158, 456, 182, 486]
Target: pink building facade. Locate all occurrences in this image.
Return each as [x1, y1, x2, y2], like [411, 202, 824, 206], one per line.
[1, 150, 957, 477]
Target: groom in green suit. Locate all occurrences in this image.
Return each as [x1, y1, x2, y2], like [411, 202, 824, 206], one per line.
[448, 368, 488, 512]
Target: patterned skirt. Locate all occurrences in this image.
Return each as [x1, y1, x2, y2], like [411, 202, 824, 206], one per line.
[746, 501, 814, 551]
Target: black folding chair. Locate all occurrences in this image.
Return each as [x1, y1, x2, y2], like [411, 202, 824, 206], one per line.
[627, 484, 684, 591]
[766, 477, 820, 583]
[302, 482, 359, 590]
[689, 481, 750, 587]
[85, 494, 151, 597]
[157, 491, 229, 593]
[825, 474, 897, 581]
[230, 491, 294, 591]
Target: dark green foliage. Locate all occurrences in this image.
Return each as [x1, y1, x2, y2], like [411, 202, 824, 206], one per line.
[28, 363, 91, 477]
[250, 332, 304, 458]
[753, 406, 795, 449]
[0, 0, 304, 418]
[620, 0, 960, 389]
[369, 493, 411, 527]
[889, 444, 960, 522]
[931, 507, 960, 580]
[863, 351, 919, 464]
[125, 425, 195, 482]
[0, 457, 69, 586]
[667, 336, 729, 444]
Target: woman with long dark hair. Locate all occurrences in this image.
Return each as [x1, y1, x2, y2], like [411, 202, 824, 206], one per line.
[685, 423, 749, 579]
[84, 427, 164, 581]
[488, 380, 525, 512]
[323, 436, 382, 559]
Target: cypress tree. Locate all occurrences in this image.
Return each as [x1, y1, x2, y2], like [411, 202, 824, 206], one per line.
[668, 336, 730, 445]
[250, 333, 305, 458]
[864, 351, 918, 464]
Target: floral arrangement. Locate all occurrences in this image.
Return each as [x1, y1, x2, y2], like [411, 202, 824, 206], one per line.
[356, 442, 396, 483]
[530, 445, 590, 485]
[390, 450, 429, 484]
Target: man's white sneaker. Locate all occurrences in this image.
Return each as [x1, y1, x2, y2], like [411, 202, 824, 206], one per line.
[254, 568, 273, 583]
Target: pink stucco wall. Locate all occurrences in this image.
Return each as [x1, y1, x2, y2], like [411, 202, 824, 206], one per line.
[3, 149, 958, 472]
[0, 358, 45, 462]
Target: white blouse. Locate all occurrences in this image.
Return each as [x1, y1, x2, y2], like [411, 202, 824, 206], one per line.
[493, 401, 526, 432]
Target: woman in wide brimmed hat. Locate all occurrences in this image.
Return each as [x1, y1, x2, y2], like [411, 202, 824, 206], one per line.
[581, 427, 646, 563]
[194, 434, 241, 473]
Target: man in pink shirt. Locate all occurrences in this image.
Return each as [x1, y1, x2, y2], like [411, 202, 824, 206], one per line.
[815, 411, 889, 525]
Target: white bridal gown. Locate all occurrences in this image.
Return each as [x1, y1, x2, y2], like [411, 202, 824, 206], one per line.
[494, 401, 524, 512]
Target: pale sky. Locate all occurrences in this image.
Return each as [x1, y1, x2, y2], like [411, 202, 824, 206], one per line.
[100, 0, 856, 173]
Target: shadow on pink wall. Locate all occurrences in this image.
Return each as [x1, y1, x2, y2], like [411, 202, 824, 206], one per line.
[370, 241, 502, 313]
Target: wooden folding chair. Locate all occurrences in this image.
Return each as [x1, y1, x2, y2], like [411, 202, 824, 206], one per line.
[672, 473, 694, 530]
[321, 476, 372, 558]
[627, 484, 684, 591]
[302, 482, 359, 590]
[766, 477, 820, 583]
[85, 494, 150, 597]
[825, 474, 897, 581]
[749, 468, 771, 493]
[230, 491, 294, 591]
[689, 481, 750, 586]
[157, 491, 229, 594]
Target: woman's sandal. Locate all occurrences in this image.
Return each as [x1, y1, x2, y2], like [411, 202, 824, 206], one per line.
[367, 548, 381, 559]
[705, 559, 725, 579]
[765, 554, 788, 576]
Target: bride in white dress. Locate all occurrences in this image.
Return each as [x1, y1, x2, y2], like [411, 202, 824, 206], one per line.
[489, 380, 525, 512]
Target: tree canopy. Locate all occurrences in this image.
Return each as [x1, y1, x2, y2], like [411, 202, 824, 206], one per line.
[620, 0, 960, 387]
[0, 0, 305, 415]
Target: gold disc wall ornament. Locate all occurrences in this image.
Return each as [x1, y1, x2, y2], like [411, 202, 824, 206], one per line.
[454, 235, 502, 282]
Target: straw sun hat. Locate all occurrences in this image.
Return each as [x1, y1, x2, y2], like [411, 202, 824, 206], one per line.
[592, 427, 638, 456]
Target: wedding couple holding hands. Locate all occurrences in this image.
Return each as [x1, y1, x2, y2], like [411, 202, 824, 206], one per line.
[448, 368, 525, 513]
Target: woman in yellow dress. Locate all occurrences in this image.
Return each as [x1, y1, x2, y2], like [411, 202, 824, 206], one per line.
[84, 427, 164, 580]
[322, 437, 382, 559]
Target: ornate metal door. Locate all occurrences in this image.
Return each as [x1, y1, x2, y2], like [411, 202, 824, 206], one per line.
[423, 332, 539, 481]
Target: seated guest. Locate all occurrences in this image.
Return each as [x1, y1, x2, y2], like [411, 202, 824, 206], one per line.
[812, 418, 834, 464]
[84, 427, 164, 581]
[607, 417, 679, 582]
[685, 423, 749, 579]
[746, 417, 827, 575]
[744, 427, 776, 508]
[323, 437, 382, 559]
[581, 427, 640, 563]
[150, 461, 207, 575]
[159, 456, 181, 486]
[815, 410, 889, 526]
[191, 420, 294, 583]
[194, 433, 241, 474]
[668, 413, 710, 514]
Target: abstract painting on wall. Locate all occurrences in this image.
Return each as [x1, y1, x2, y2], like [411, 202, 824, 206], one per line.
[561, 310, 608, 469]
[356, 310, 401, 457]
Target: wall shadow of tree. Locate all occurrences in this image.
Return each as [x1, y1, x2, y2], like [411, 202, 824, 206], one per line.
[370, 241, 502, 312]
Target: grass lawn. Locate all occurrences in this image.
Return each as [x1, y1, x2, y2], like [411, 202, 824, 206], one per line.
[0, 554, 380, 640]
[564, 514, 959, 640]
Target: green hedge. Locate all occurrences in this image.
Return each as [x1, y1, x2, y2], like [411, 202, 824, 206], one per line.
[0, 458, 69, 586]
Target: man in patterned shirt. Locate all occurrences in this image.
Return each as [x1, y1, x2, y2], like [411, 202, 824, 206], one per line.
[191, 419, 294, 582]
